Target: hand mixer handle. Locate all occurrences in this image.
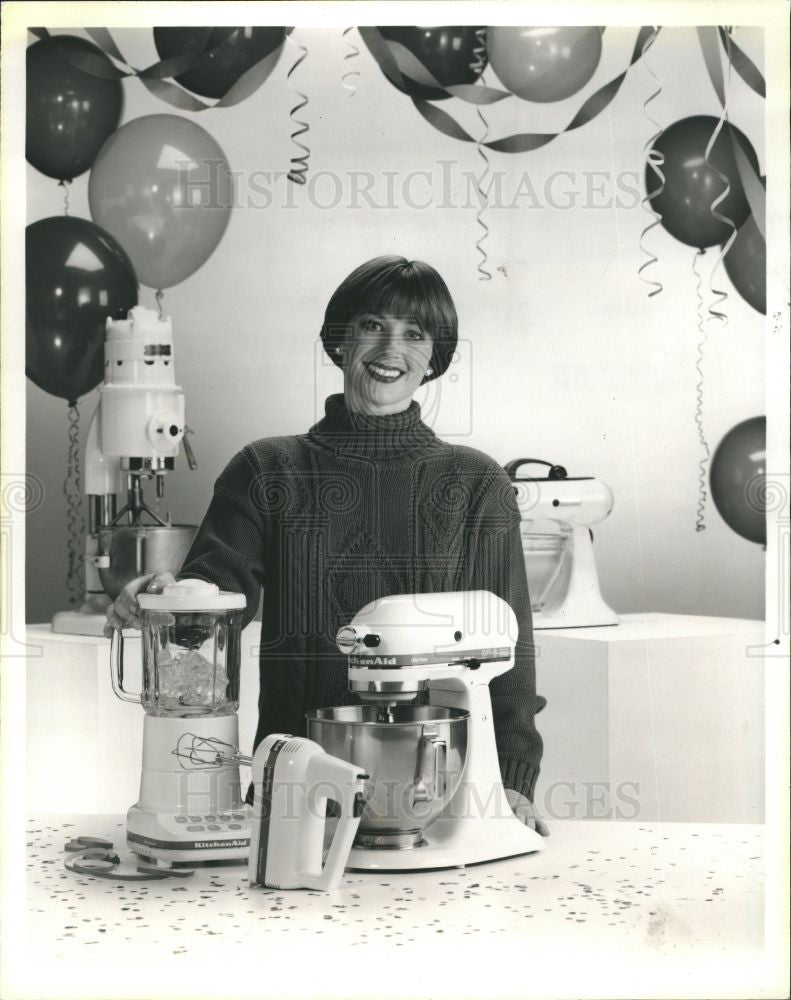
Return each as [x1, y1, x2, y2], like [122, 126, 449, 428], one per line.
[302, 758, 367, 892]
[110, 628, 142, 704]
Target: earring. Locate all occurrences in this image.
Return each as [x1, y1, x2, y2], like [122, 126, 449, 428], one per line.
[425, 367, 433, 377]
[335, 346, 343, 355]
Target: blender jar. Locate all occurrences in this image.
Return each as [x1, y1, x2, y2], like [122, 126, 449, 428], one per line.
[111, 579, 246, 716]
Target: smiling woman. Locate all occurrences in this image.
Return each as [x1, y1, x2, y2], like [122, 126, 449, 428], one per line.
[106, 254, 548, 833]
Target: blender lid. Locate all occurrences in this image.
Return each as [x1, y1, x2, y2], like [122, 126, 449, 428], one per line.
[137, 578, 246, 611]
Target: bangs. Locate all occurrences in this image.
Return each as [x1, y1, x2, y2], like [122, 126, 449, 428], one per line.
[361, 266, 456, 343]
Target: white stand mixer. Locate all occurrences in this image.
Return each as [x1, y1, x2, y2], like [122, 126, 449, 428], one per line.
[505, 458, 619, 629]
[312, 590, 545, 870]
[53, 306, 197, 636]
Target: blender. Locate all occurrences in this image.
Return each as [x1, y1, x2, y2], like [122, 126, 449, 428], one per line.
[110, 578, 251, 863]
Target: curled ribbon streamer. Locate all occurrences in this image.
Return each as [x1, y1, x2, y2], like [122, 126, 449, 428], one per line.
[358, 27, 509, 105]
[471, 29, 492, 281]
[28, 27, 286, 112]
[698, 26, 765, 239]
[638, 26, 665, 298]
[63, 402, 86, 603]
[366, 26, 659, 153]
[718, 26, 766, 98]
[342, 27, 360, 95]
[691, 250, 710, 533]
[59, 179, 71, 217]
[699, 31, 737, 327]
[285, 33, 310, 185]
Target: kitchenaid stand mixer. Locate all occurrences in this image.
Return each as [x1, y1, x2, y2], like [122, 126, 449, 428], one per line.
[308, 590, 545, 870]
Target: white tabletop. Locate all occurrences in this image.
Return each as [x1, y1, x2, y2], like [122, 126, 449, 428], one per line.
[9, 815, 777, 1000]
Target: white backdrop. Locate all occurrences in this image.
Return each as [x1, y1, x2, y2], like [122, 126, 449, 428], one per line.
[24, 23, 766, 624]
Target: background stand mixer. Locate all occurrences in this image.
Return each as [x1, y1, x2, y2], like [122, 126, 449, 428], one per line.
[52, 305, 198, 636]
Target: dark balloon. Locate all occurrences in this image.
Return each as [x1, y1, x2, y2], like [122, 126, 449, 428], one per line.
[26, 217, 138, 402]
[26, 35, 123, 182]
[378, 26, 486, 100]
[646, 116, 760, 250]
[724, 213, 766, 315]
[153, 26, 286, 99]
[710, 417, 766, 545]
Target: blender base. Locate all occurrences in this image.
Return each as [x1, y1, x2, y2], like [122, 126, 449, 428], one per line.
[346, 814, 544, 871]
[127, 803, 252, 864]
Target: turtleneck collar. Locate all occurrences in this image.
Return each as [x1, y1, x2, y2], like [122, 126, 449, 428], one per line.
[306, 393, 438, 459]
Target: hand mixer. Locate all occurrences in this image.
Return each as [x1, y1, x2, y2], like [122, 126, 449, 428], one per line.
[505, 458, 619, 629]
[307, 590, 546, 870]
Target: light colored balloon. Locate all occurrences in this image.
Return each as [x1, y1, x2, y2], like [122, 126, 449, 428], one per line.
[89, 114, 233, 289]
[487, 26, 603, 103]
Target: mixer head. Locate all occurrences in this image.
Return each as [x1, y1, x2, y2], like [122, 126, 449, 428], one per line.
[336, 591, 518, 708]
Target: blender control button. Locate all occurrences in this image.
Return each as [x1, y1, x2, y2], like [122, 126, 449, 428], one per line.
[188, 816, 202, 822]
[204, 815, 217, 821]
[218, 814, 232, 820]
[174, 816, 188, 824]
[187, 825, 205, 832]
[231, 814, 245, 820]
[228, 823, 242, 830]
[207, 824, 221, 831]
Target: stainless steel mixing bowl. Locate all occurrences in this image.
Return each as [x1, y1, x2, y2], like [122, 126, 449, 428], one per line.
[97, 525, 197, 600]
[307, 705, 469, 849]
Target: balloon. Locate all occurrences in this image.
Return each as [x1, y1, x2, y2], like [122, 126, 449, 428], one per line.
[378, 26, 486, 100]
[26, 35, 124, 182]
[88, 115, 233, 289]
[646, 116, 760, 250]
[26, 217, 138, 402]
[710, 417, 766, 545]
[487, 27, 603, 103]
[724, 212, 766, 315]
[153, 27, 286, 100]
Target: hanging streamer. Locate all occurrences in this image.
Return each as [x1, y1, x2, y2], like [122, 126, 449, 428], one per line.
[285, 32, 311, 185]
[359, 26, 660, 153]
[718, 26, 765, 98]
[63, 401, 86, 603]
[698, 29, 737, 327]
[59, 179, 71, 217]
[28, 27, 287, 112]
[342, 27, 360, 95]
[637, 27, 665, 298]
[691, 251, 710, 533]
[698, 26, 765, 238]
[470, 29, 491, 281]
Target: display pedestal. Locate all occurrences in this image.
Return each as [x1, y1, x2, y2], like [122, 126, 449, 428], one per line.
[24, 623, 262, 814]
[534, 613, 765, 823]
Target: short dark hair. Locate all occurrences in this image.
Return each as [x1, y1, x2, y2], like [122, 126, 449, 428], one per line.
[320, 256, 458, 382]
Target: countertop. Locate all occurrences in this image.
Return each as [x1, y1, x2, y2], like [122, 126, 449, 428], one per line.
[7, 816, 781, 1000]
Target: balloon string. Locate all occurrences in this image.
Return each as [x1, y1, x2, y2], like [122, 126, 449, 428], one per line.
[637, 27, 664, 298]
[59, 179, 71, 217]
[286, 33, 310, 185]
[64, 401, 86, 603]
[155, 289, 164, 318]
[692, 250, 709, 533]
[703, 34, 736, 328]
[341, 27, 360, 95]
[471, 30, 492, 281]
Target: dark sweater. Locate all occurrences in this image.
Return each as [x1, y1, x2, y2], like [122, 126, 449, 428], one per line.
[177, 393, 545, 801]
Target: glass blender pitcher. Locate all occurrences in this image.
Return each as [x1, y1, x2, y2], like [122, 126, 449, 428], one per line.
[110, 579, 251, 863]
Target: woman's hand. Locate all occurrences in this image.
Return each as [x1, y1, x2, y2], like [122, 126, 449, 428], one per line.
[505, 788, 550, 836]
[103, 572, 176, 638]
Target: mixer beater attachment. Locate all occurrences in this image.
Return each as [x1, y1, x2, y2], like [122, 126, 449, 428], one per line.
[172, 732, 252, 771]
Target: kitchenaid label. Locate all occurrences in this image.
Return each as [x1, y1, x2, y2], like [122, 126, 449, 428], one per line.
[127, 832, 250, 851]
[255, 737, 289, 883]
[349, 647, 512, 667]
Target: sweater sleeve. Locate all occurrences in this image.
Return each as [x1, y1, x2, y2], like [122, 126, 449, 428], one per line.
[468, 470, 545, 803]
[176, 446, 266, 630]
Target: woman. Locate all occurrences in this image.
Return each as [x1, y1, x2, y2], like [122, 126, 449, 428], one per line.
[105, 256, 548, 834]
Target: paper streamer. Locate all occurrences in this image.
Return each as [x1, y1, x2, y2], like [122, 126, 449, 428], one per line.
[360, 26, 660, 153]
[471, 29, 492, 281]
[28, 27, 287, 112]
[342, 27, 360, 95]
[718, 26, 766, 98]
[285, 32, 310, 185]
[59, 179, 71, 217]
[63, 402, 86, 603]
[637, 27, 665, 298]
[698, 26, 765, 239]
[691, 251, 710, 533]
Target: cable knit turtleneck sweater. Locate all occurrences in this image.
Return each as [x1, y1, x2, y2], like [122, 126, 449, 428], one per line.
[177, 393, 545, 802]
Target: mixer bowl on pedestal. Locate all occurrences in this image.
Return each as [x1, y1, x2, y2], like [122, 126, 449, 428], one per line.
[98, 524, 197, 600]
[307, 705, 469, 849]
